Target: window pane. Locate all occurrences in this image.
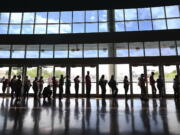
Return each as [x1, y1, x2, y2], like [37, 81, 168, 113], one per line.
[139, 21, 152, 31]
[12, 45, 25, 58]
[86, 23, 98, 33]
[69, 44, 83, 58]
[167, 19, 180, 29]
[0, 13, 9, 23]
[177, 41, 180, 55]
[125, 9, 137, 20]
[115, 22, 125, 32]
[115, 9, 124, 21]
[129, 42, 144, 57]
[125, 21, 138, 31]
[99, 23, 108, 32]
[10, 13, 22, 23]
[54, 44, 68, 58]
[9, 25, 21, 34]
[99, 10, 107, 22]
[86, 11, 98, 22]
[160, 41, 177, 56]
[165, 6, 180, 18]
[60, 24, 71, 33]
[73, 11, 85, 23]
[23, 13, 35, 23]
[84, 44, 98, 58]
[40, 45, 53, 58]
[153, 20, 166, 30]
[151, 7, 165, 19]
[47, 24, 59, 34]
[26, 45, 39, 58]
[35, 12, 47, 23]
[35, 25, 46, 34]
[138, 8, 151, 20]
[48, 12, 60, 23]
[144, 42, 160, 56]
[0, 45, 11, 58]
[0, 25, 8, 34]
[115, 43, 128, 57]
[22, 25, 34, 34]
[60, 12, 72, 23]
[99, 43, 113, 57]
[73, 24, 84, 33]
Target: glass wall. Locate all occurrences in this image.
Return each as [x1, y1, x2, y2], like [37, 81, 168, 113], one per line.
[0, 40, 179, 59]
[26, 67, 37, 94]
[0, 67, 9, 93]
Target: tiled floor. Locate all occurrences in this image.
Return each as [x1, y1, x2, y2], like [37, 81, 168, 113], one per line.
[0, 97, 180, 135]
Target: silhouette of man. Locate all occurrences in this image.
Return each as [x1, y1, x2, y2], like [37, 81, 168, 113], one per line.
[33, 77, 39, 99]
[59, 75, 65, 99]
[52, 76, 58, 99]
[85, 71, 91, 98]
[38, 76, 44, 98]
[15, 75, 22, 100]
[10, 75, 17, 98]
[108, 75, 118, 97]
[23, 76, 31, 98]
[74, 75, 80, 97]
[156, 75, 164, 98]
[150, 72, 157, 98]
[123, 76, 129, 98]
[65, 75, 71, 97]
[99, 75, 107, 98]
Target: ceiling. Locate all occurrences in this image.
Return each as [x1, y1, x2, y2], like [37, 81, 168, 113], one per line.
[0, 0, 179, 12]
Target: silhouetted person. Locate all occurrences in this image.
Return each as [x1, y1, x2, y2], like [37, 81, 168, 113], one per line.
[138, 74, 148, 100]
[65, 75, 71, 97]
[33, 77, 39, 99]
[15, 75, 22, 100]
[173, 75, 179, 99]
[156, 75, 165, 98]
[52, 76, 58, 99]
[150, 72, 157, 98]
[85, 71, 91, 98]
[10, 75, 17, 98]
[74, 75, 80, 97]
[99, 75, 107, 98]
[59, 75, 65, 99]
[38, 76, 44, 98]
[123, 76, 129, 98]
[23, 76, 31, 98]
[43, 85, 52, 101]
[108, 75, 118, 97]
[2, 78, 9, 96]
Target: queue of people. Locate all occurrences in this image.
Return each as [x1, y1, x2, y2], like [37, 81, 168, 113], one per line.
[0, 71, 180, 100]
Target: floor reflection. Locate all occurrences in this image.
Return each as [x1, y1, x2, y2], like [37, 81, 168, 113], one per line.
[0, 97, 180, 135]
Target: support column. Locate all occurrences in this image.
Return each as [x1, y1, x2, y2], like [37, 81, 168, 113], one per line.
[129, 65, 133, 95]
[159, 65, 166, 95]
[96, 65, 99, 95]
[7, 66, 12, 94]
[21, 66, 27, 97]
[82, 66, 85, 95]
[144, 65, 148, 96]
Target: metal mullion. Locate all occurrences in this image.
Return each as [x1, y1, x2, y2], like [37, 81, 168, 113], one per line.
[163, 6, 168, 30]
[143, 42, 146, 57]
[53, 44, 55, 58]
[24, 44, 27, 58]
[7, 12, 11, 34]
[123, 9, 126, 31]
[150, 7, 154, 30]
[72, 10, 74, 33]
[158, 41, 162, 57]
[128, 42, 130, 57]
[39, 44, 41, 59]
[10, 44, 13, 58]
[136, 8, 139, 31]
[46, 12, 48, 34]
[59, 11, 61, 34]
[33, 12, 36, 34]
[175, 40, 178, 56]
[97, 43, 99, 58]
[20, 12, 24, 34]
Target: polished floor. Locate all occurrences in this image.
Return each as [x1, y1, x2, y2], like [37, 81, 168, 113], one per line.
[0, 97, 180, 135]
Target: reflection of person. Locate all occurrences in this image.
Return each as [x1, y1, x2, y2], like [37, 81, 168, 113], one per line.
[99, 75, 107, 98]
[108, 75, 118, 97]
[38, 76, 44, 98]
[85, 71, 91, 98]
[156, 75, 164, 98]
[74, 76, 80, 97]
[123, 76, 129, 98]
[59, 75, 65, 99]
[150, 72, 157, 98]
[10, 75, 17, 98]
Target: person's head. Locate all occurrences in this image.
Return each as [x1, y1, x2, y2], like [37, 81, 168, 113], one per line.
[101, 75, 105, 79]
[124, 76, 128, 79]
[13, 75, 16, 79]
[141, 74, 144, 78]
[60, 75, 64, 78]
[35, 77, 38, 80]
[76, 75, 79, 79]
[52, 76, 56, 80]
[111, 75, 114, 80]
[158, 75, 162, 79]
[175, 75, 178, 78]
[66, 75, 69, 79]
[25, 76, 28, 79]
[17, 75, 21, 80]
[47, 85, 51, 88]
[87, 71, 90, 75]
[151, 72, 154, 75]
[40, 76, 43, 79]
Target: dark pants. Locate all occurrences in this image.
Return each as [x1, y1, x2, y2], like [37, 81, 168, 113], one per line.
[11, 87, 16, 97]
[2, 86, 6, 93]
[151, 85, 157, 97]
[174, 87, 179, 98]
[59, 85, 63, 98]
[53, 87, 57, 98]
[141, 86, 148, 100]
[75, 84, 79, 97]
[24, 86, 30, 98]
[124, 86, 129, 97]
[66, 87, 70, 96]
[101, 86, 106, 98]
[86, 85, 91, 97]
[33, 88, 38, 99]
[16, 88, 21, 99]
[158, 86, 164, 97]
[39, 85, 43, 97]
[112, 87, 118, 97]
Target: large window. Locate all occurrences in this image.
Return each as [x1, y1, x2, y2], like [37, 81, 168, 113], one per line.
[129, 42, 144, 57]
[115, 43, 129, 57]
[12, 45, 25, 58]
[160, 41, 177, 56]
[26, 45, 39, 58]
[84, 43, 98, 58]
[0, 45, 11, 58]
[144, 42, 160, 56]
[40, 45, 53, 58]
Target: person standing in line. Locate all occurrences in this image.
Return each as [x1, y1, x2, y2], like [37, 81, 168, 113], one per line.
[23, 76, 31, 98]
[10, 75, 17, 98]
[156, 75, 164, 98]
[99, 75, 108, 98]
[52, 76, 58, 99]
[59, 75, 65, 99]
[65, 75, 71, 97]
[150, 72, 157, 98]
[85, 71, 91, 98]
[123, 76, 129, 98]
[108, 75, 118, 97]
[15, 75, 22, 100]
[173, 75, 179, 99]
[33, 77, 39, 99]
[74, 76, 80, 98]
[139, 74, 148, 100]
[2, 78, 9, 96]
[38, 76, 44, 98]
